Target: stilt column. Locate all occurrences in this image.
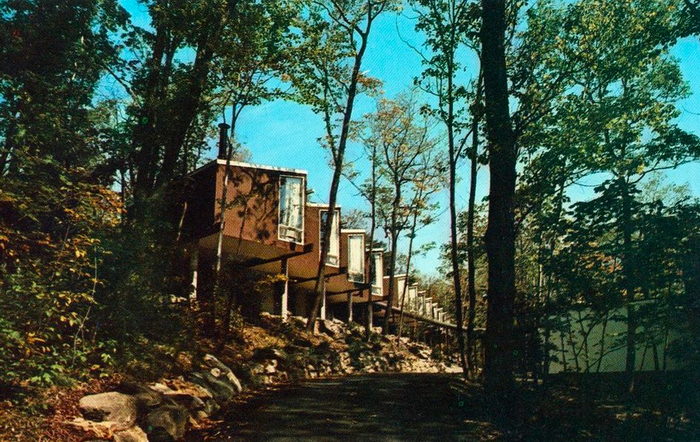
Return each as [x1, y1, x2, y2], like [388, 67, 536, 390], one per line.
[280, 258, 289, 320]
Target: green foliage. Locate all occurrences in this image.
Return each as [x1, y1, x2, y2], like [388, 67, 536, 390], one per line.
[0, 0, 127, 172]
[0, 156, 122, 387]
[503, 0, 700, 376]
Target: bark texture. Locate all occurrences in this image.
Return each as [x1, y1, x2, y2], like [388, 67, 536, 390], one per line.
[480, 0, 517, 398]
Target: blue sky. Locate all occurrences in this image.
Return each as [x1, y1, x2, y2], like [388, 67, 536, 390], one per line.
[234, 13, 700, 276]
[232, 10, 486, 277]
[120, 2, 700, 277]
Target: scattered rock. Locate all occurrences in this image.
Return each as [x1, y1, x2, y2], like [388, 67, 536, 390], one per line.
[66, 417, 120, 439]
[189, 371, 235, 403]
[114, 425, 148, 442]
[319, 319, 344, 338]
[173, 352, 193, 373]
[203, 354, 243, 393]
[253, 347, 288, 362]
[149, 382, 175, 395]
[149, 379, 217, 416]
[144, 404, 188, 441]
[149, 383, 207, 412]
[289, 316, 308, 328]
[116, 382, 163, 412]
[68, 310, 459, 441]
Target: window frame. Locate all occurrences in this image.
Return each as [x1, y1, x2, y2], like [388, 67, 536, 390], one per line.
[347, 233, 365, 283]
[277, 175, 305, 244]
[319, 208, 340, 267]
[371, 251, 383, 295]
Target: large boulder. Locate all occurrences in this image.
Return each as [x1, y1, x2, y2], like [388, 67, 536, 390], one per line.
[188, 371, 236, 403]
[116, 381, 164, 413]
[149, 382, 210, 416]
[152, 379, 213, 402]
[78, 392, 138, 430]
[144, 404, 188, 441]
[202, 354, 243, 393]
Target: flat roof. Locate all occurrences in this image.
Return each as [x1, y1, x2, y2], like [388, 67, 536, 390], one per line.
[306, 202, 342, 208]
[216, 159, 307, 175]
[186, 159, 308, 177]
[383, 274, 407, 279]
[341, 229, 366, 234]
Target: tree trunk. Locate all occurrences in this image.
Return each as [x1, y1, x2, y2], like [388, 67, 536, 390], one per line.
[596, 311, 609, 373]
[214, 114, 244, 342]
[398, 200, 421, 337]
[212, 122, 233, 339]
[620, 176, 637, 393]
[306, 23, 372, 332]
[444, 33, 468, 374]
[382, 226, 400, 335]
[365, 144, 378, 341]
[466, 84, 481, 376]
[131, 25, 168, 201]
[155, 29, 218, 188]
[481, 0, 517, 401]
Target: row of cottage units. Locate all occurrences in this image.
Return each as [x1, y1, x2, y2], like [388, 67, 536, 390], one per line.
[177, 150, 456, 337]
[175, 143, 682, 373]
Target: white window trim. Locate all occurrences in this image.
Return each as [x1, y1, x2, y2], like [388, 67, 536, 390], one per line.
[371, 251, 383, 295]
[347, 233, 365, 283]
[277, 175, 305, 244]
[319, 208, 340, 268]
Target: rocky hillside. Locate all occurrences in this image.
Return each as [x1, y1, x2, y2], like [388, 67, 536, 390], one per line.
[58, 314, 460, 441]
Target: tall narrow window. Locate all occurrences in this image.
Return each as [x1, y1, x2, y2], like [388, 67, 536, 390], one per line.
[320, 209, 340, 266]
[279, 176, 304, 243]
[347, 234, 365, 283]
[371, 251, 383, 295]
[408, 286, 418, 311]
[397, 277, 406, 301]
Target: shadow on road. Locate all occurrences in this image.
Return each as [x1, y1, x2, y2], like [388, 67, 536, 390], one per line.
[189, 373, 495, 440]
[188, 372, 700, 441]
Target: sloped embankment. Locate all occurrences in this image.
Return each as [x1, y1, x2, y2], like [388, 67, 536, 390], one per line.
[64, 314, 460, 440]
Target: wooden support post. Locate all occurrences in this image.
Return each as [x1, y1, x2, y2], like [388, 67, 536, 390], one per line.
[347, 293, 353, 322]
[320, 283, 327, 320]
[280, 258, 289, 321]
[189, 245, 199, 307]
[367, 295, 373, 331]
